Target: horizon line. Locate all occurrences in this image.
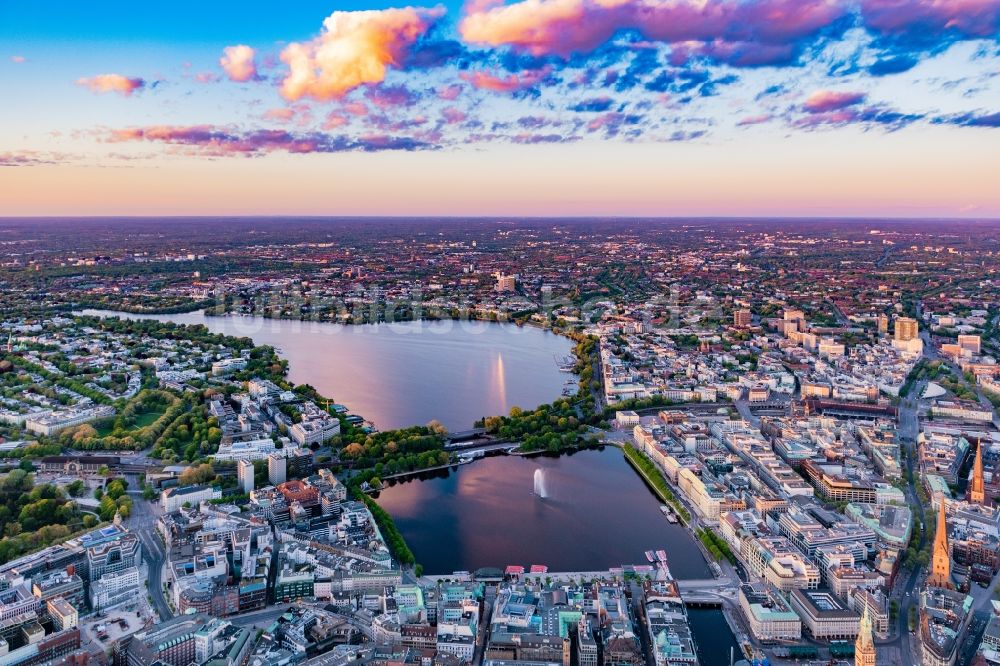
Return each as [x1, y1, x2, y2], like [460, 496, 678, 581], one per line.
[2, 214, 1000, 223]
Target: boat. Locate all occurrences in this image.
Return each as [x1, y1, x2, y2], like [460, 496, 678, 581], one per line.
[665, 513, 678, 524]
[659, 505, 670, 514]
[554, 354, 576, 372]
[645, 551, 655, 563]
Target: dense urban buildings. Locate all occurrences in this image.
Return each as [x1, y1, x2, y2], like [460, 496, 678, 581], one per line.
[0, 217, 997, 666]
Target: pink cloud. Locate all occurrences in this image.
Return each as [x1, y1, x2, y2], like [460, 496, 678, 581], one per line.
[263, 107, 296, 122]
[76, 74, 145, 96]
[343, 101, 370, 117]
[441, 107, 468, 124]
[194, 72, 221, 84]
[437, 84, 463, 100]
[803, 89, 866, 113]
[459, 66, 551, 92]
[459, 0, 847, 61]
[365, 84, 418, 109]
[737, 113, 773, 126]
[323, 113, 350, 129]
[280, 5, 446, 101]
[860, 0, 1000, 39]
[220, 45, 258, 82]
[10, 55, 26, 64]
[104, 124, 434, 156]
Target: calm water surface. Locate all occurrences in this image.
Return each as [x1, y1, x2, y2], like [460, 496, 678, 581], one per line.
[81, 310, 573, 431]
[688, 608, 742, 666]
[375, 447, 712, 578]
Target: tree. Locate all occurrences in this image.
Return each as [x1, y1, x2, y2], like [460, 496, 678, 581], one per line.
[106, 480, 127, 500]
[179, 463, 215, 486]
[427, 420, 448, 437]
[66, 480, 85, 497]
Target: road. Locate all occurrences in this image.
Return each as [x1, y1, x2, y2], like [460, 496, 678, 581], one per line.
[228, 602, 375, 640]
[126, 493, 172, 622]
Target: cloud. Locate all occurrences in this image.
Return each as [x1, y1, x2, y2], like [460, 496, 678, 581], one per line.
[76, 74, 145, 96]
[793, 104, 923, 129]
[364, 84, 419, 108]
[323, 113, 350, 129]
[459, 0, 848, 64]
[0, 151, 59, 167]
[569, 96, 615, 112]
[280, 5, 446, 101]
[585, 111, 643, 135]
[860, 0, 1000, 47]
[510, 132, 576, 144]
[194, 71, 221, 84]
[263, 108, 296, 122]
[737, 113, 773, 126]
[855, 1, 1000, 75]
[803, 89, 866, 112]
[459, 66, 552, 92]
[934, 110, 1000, 127]
[441, 107, 468, 123]
[105, 124, 437, 156]
[220, 45, 258, 82]
[343, 101, 370, 117]
[438, 84, 464, 100]
[10, 55, 26, 64]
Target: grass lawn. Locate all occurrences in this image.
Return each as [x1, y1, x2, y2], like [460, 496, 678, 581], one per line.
[131, 409, 165, 429]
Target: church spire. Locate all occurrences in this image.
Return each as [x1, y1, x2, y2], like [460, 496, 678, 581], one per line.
[855, 606, 876, 666]
[928, 500, 952, 588]
[971, 444, 986, 505]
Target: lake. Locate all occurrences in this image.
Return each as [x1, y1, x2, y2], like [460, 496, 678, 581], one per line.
[80, 310, 574, 431]
[374, 447, 712, 578]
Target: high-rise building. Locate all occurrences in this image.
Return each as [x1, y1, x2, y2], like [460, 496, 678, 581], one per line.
[237, 459, 254, 494]
[855, 607, 876, 666]
[970, 445, 985, 505]
[895, 317, 918, 342]
[734, 309, 751, 328]
[877, 314, 889, 335]
[958, 334, 982, 354]
[268, 453, 286, 486]
[928, 501, 952, 588]
[495, 274, 516, 293]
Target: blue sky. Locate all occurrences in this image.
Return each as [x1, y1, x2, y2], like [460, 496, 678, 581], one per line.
[1, 0, 999, 216]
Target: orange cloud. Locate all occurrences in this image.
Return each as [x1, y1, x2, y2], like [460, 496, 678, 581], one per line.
[459, 67, 551, 92]
[220, 45, 258, 82]
[76, 74, 145, 96]
[279, 5, 446, 101]
[459, 0, 628, 56]
[263, 108, 295, 123]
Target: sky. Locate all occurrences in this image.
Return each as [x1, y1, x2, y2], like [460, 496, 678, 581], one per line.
[2, 0, 1000, 217]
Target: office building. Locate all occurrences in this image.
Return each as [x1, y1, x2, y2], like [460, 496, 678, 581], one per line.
[268, 453, 286, 486]
[237, 460, 254, 494]
[894, 317, 918, 342]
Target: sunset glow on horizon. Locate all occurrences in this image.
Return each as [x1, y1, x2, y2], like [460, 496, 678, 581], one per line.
[2, 0, 1000, 217]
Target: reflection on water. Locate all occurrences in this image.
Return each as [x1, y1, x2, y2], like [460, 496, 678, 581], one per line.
[80, 310, 571, 430]
[494, 352, 507, 408]
[375, 447, 712, 578]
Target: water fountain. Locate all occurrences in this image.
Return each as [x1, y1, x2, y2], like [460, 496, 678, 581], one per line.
[533, 468, 548, 498]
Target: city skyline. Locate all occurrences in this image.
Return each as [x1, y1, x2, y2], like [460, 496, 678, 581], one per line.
[3, 0, 1000, 217]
